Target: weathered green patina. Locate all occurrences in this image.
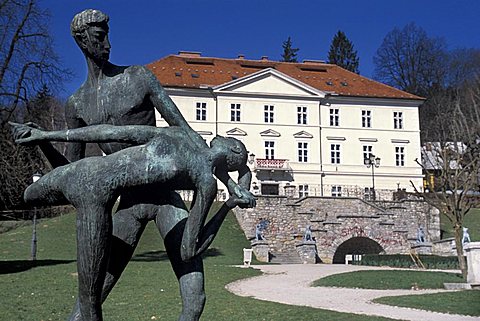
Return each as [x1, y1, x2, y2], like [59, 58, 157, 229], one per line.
[11, 9, 255, 321]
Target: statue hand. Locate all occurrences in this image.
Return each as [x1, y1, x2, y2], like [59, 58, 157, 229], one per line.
[231, 185, 256, 208]
[9, 122, 45, 145]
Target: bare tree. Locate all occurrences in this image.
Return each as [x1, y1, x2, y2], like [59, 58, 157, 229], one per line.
[0, 126, 44, 209]
[0, 0, 69, 210]
[373, 22, 447, 97]
[446, 48, 480, 88]
[420, 49, 480, 141]
[414, 80, 480, 278]
[0, 0, 69, 123]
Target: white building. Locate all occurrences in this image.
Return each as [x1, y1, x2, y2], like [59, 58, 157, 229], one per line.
[148, 52, 424, 200]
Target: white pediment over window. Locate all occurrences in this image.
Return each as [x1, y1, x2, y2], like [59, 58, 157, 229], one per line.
[213, 68, 326, 98]
[293, 131, 313, 139]
[260, 129, 281, 137]
[226, 127, 247, 136]
[391, 139, 410, 144]
[326, 136, 346, 141]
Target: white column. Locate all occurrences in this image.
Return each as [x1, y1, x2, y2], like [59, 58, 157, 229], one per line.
[464, 242, 480, 284]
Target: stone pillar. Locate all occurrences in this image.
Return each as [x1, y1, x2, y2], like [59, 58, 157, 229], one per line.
[411, 242, 432, 255]
[464, 242, 480, 284]
[252, 240, 269, 262]
[295, 241, 317, 264]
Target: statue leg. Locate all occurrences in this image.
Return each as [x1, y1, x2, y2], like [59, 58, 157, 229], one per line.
[24, 168, 69, 206]
[155, 197, 206, 321]
[21, 166, 112, 321]
[176, 264, 205, 321]
[75, 205, 112, 321]
[67, 189, 172, 321]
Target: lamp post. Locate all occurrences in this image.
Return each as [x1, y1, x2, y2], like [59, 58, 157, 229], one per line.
[364, 154, 380, 201]
[31, 173, 42, 261]
[248, 153, 255, 165]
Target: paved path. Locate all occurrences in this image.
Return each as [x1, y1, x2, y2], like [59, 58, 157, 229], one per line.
[226, 264, 480, 321]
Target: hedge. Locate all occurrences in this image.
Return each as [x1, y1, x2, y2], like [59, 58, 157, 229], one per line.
[352, 254, 460, 270]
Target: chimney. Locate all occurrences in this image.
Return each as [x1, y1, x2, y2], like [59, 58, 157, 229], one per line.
[261, 56, 268, 61]
[237, 54, 245, 60]
[178, 51, 202, 58]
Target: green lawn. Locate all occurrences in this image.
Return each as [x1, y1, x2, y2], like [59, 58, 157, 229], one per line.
[441, 208, 480, 240]
[313, 269, 479, 317]
[313, 270, 464, 290]
[0, 207, 396, 321]
[374, 291, 480, 317]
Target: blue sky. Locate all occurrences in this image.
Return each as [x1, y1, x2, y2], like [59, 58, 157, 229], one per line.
[41, 0, 480, 97]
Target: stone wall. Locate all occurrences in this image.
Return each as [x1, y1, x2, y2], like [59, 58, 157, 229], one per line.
[233, 195, 441, 263]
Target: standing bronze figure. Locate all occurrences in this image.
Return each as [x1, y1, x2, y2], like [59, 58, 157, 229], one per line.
[13, 9, 255, 321]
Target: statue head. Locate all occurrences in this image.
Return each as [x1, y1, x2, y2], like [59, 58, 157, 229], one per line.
[71, 9, 111, 62]
[210, 136, 247, 171]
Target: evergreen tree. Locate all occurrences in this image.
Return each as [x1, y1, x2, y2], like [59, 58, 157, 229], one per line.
[281, 36, 299, 62]
[327, 31, 360, 74]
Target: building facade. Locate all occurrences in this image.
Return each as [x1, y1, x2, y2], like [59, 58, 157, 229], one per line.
[148, 52, 424, 200]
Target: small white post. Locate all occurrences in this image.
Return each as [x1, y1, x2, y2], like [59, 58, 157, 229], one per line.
[243, 248, 253, 267]
[345, 254, 353, 265]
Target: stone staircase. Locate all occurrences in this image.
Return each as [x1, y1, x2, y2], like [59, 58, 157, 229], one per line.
[269, 248, 303, 264]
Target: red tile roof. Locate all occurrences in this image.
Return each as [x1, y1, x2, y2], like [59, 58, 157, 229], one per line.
[147, 53, 423, 100]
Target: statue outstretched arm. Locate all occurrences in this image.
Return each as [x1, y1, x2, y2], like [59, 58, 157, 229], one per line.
[181, 178, 217, 261]
[10, 121, 70, 168]
[195, 194, 254, 256]
[11, 123, 160, 145]
[144, 67, 208, 149]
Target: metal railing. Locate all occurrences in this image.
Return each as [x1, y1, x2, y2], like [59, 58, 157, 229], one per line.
[255, 159, 291, 171]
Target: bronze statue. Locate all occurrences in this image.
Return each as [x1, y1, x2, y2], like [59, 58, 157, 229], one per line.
[12, 9, 255, 321]
[14, 123, 252, 259]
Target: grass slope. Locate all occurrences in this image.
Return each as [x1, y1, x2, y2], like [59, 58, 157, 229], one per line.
[0, 206, 395, 321]
[441, 208, 480, 240]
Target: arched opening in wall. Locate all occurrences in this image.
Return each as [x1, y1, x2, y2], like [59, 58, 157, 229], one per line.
[332, 237, 383, 264]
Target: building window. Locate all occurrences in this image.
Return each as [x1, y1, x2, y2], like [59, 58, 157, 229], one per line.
[299, 184, 309, 198]
[329, 108, 339, 126]
[331, 186, 342, 197]
[230, 103, 241, 122]
[362, 110, 371, 128]
[298, 142, 308, 162]
[297, 106, 307, 125]
[394, 111, 403, 129]
[330, 144, 341, 164]
[363, 145, 373, 162]
[264, 105, 274, 123]
[265, 141, 275, 159]
[196, 102, 206, 121]
[395, 146, 405, 166]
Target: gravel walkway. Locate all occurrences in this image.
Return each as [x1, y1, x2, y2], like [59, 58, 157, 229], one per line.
[226, 264, 480, 321]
